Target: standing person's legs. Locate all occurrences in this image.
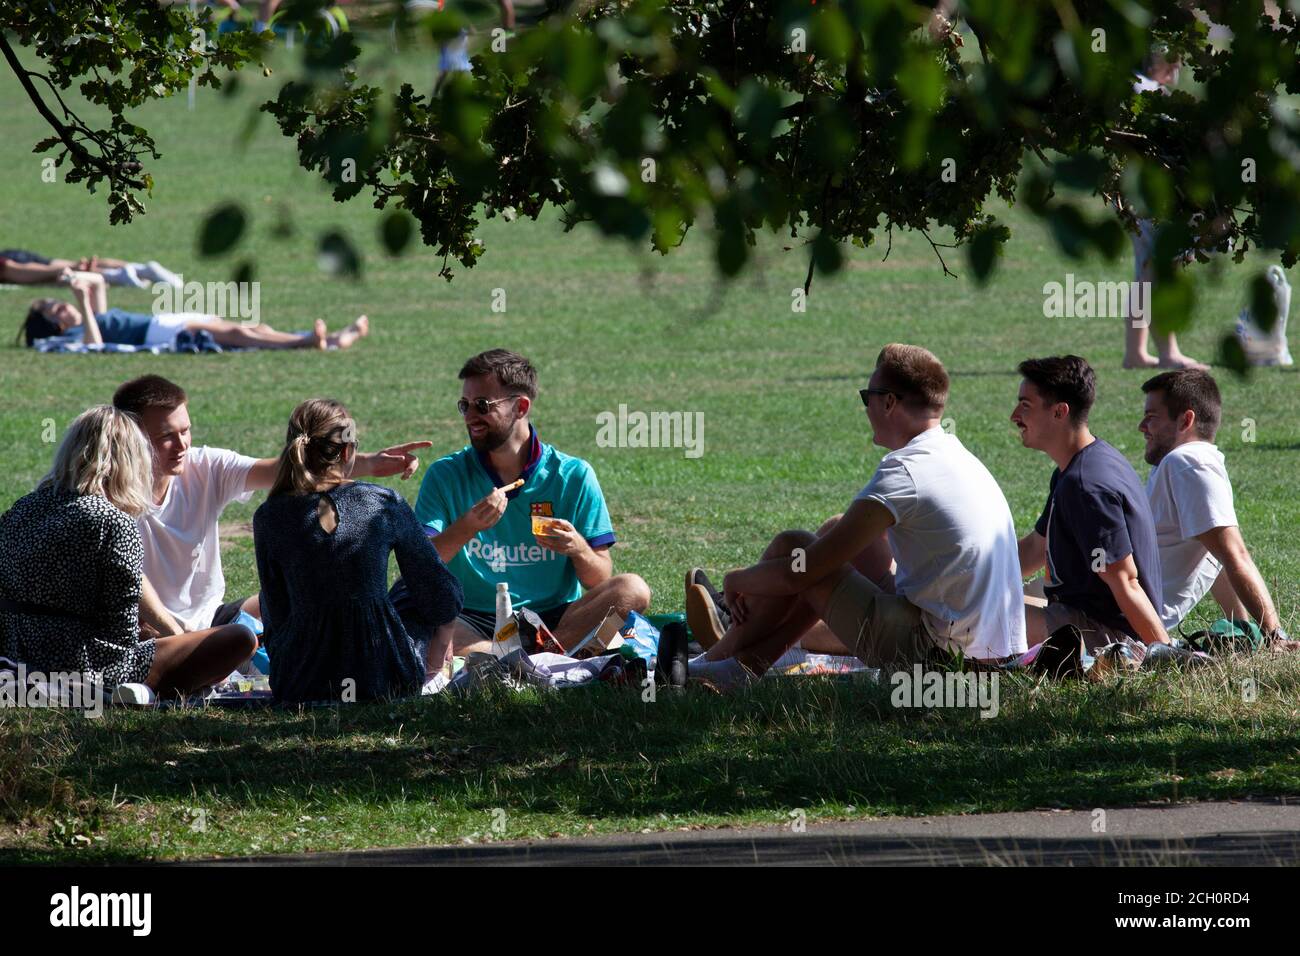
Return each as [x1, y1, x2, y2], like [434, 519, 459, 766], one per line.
[1125, 220, 1160, 368]
[145, 624, 258, 697]
[1124, 219, 1205, 369]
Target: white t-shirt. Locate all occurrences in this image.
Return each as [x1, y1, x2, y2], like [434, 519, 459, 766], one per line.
[855, 427, 1027, 659]
[1145, 441, 1237, 630]
[137, 446, 258, 631]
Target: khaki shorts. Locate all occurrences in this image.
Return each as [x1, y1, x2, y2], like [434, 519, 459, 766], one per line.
[822, 569, 936, 668]
[1044, 601, 1133, 653]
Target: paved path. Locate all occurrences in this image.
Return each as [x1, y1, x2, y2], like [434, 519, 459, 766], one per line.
[192, 800, 1300, 866]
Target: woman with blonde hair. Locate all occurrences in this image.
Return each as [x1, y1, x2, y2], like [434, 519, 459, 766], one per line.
[254, 399, 462, 704]
[0, 406, 257, 703]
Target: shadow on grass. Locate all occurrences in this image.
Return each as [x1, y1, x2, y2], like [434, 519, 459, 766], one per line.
[18, 670, 1300, 828]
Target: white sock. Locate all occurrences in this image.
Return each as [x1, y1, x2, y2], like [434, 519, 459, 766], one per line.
[687, 656, 754, 689]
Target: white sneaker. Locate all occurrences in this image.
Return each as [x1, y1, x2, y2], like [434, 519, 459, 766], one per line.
[110, 682, 157, 706]
[421, 671, 449, 696]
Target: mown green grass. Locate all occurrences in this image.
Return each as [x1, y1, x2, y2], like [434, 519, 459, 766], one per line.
[1, 32, 1298, 860]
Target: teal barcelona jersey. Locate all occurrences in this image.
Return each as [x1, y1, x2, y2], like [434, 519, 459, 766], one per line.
[414, 426, 616, 612]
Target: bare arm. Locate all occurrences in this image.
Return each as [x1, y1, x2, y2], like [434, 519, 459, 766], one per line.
[1097, 554, 1169, 646]
[570, 542, 612, 589]
[138, 574, 184, 637]
[244, 440, 434, 491]
[1196, 525, 1281, 634]
[1018, 531, 1046, 577]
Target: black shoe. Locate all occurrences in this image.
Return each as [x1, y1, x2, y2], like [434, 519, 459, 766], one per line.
[1034, 625, 1086, 679]
[655, 621, 689, 687]
[686, 568, 732, 631]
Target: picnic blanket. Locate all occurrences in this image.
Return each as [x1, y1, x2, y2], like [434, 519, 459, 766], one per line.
[34, 330, 232, 354]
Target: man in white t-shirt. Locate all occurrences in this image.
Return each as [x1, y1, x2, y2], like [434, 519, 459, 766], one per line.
[112, 375, 432, 635]
[688, 344, 1027, 689]
[1138, 369, 1288, 641]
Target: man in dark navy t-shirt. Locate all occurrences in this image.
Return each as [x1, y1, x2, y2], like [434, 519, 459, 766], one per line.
[1011, 355, 1168, 649]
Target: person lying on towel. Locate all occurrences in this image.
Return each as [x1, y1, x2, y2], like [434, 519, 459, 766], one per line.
[18, 272, 369, 351]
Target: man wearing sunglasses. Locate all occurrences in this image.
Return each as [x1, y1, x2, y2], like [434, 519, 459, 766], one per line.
[395, 349, 651, 655]
[688, 343, 1026, 689]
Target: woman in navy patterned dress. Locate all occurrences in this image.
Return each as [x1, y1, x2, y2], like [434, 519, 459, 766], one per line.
[254, 399, 462, 704]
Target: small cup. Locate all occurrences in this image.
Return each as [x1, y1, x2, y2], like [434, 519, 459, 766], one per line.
[531, 515, 557, 537]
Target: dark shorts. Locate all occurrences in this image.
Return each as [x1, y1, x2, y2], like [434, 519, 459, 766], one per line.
[0, 249, 49, 266]
[455, 603, 570, 642]
[211, 596, 252, 627]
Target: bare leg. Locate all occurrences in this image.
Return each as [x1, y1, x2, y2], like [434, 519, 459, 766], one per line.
[706, 529, 841, 676]
[326, 315, 370, 350]
[451, 618, 493, 657]
[789, 516, 890, 655]
[1124, 233, 1160, 369]
[424, 621, 456, 678]
[145, 624, 258, 697]
[241, 594, 261, 620]
[551, 573, 652, 651]
[1210, 568, 1250, 623]
[185, 317, 323, 350]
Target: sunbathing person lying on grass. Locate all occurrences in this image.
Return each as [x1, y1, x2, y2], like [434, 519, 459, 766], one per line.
[18, 272, 369, 350]
[0, 248, 181, 289]
[687, 344, 1027, 690]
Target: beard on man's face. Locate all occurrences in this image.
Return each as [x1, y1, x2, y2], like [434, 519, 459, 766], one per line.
[1143, 432, 1175, 466]
[468, 415, 516, 453]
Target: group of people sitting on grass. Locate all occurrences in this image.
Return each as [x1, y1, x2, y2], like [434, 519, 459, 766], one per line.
[0, 345, 1290, 708]
[4, 248, 371, 352]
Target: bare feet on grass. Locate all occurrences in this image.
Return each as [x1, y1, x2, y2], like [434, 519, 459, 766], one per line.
[1155, 350, 1209, 370]
[1122, 352, 1161, 369]
[328, 315, 370, 350]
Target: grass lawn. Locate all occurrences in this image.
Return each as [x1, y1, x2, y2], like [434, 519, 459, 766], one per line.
[1, 32, 1298, 861]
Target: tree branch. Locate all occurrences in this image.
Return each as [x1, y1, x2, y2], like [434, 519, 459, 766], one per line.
[0, 32, 145, 190]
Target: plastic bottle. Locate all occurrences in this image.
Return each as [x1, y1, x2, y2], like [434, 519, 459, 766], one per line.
[492, 583, 521, 657]
[495, 582, 513, 633]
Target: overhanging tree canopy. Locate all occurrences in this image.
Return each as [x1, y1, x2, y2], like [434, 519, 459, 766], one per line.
[4, 0, 1299, 362]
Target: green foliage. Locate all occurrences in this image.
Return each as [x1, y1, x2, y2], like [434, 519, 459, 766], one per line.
[5, 0, 1300, 318]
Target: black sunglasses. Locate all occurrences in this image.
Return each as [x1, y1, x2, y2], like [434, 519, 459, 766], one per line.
[859, 387, 904, 408]
[458, 395, 521, 417]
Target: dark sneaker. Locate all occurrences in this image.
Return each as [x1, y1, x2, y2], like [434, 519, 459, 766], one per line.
[1033, 625, 1086, 679]
[685, 583, 727, 650]
[685, 567, 732, 630]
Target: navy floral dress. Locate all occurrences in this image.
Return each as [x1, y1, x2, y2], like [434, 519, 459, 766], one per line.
[253, 481, 462, 704]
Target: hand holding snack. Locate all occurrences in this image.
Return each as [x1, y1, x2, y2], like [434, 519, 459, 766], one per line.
[533, 517, 583, 556]
[465, 479, 521, 532]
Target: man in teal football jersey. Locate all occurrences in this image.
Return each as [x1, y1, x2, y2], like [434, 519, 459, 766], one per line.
[396, 349, 651, 655]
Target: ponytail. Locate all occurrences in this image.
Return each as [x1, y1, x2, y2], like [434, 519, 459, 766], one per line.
[268, 399, 358, 496]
